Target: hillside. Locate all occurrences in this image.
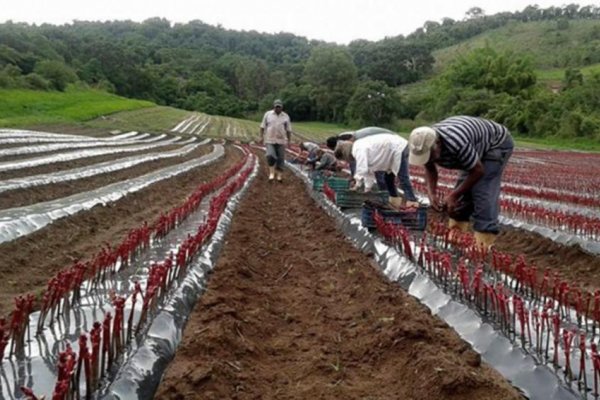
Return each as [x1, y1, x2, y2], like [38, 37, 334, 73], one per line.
[0, 86, 153, 127]
[432, 19, 600, 72]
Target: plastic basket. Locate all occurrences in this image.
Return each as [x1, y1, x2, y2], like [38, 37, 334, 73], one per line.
[361, 202, 428, 230]
[335, 190, 389, 209]
[312, 175, 350, 192]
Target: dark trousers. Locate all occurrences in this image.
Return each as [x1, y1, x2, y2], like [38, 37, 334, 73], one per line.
[452, 136, 514, 234]
[266, 143, 286, 170]
[383, 147, 417, 201]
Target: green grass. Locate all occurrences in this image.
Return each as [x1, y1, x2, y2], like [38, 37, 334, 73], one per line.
[85, 106, 192, 134]
[513, 135, 600, 152]
[536, 62, 600, 82]
[0, 86, 154, 128]
[292, 121, 351, 141]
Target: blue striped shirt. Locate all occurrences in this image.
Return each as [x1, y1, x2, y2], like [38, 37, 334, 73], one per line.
[433, 116, 510, 170]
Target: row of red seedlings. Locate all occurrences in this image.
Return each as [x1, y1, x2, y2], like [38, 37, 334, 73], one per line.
[1, 148, 252, 360]
[20, 150, 256, 400]
[374, 212, 600, 396]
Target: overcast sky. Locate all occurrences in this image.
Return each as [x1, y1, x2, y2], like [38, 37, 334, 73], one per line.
[0, 0, 579, 43]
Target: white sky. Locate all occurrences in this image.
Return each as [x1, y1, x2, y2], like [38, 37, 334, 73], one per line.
[0, 0, 579, 44]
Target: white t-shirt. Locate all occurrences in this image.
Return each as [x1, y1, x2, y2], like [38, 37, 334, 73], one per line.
[352, 133, 408, 191]
[260, 110, 291, 145]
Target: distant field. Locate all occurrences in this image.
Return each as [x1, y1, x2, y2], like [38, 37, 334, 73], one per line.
[0, 87, 153, 128]
[85, 106, 191, 134]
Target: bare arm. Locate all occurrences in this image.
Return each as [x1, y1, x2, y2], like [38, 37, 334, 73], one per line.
[446, 160, 485, 212]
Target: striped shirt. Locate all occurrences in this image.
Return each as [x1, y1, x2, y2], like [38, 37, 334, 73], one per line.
[433, 116, 510, 170]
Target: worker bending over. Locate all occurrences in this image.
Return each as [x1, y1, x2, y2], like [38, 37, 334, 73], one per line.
[334, 133, 419, 208]
[408, 116, 513, 248]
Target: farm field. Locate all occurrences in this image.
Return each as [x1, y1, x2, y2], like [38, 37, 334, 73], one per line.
[1, 113, 600, 400]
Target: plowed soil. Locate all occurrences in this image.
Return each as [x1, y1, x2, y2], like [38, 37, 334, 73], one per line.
[0, 144, 212, 210]
[0, 146, 243, 316]
[155, 160, 522, 400]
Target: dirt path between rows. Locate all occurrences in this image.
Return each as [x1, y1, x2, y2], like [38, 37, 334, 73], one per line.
[0, 144, 184, 180]
[0, 146, 243, 316]
[0, 144, 212, 210]
[155, 160, 521, 400]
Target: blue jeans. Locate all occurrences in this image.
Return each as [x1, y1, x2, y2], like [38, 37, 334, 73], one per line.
[266, 144, 286, 170]
[452, 136, 514, 233]
[383, 147, 417, 201]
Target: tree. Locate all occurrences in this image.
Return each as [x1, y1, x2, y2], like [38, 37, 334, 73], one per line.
[345, 80, 401, 126]
[33, 60, 77, 91]
[564, 68, 583, 89]
[304, 46, 357, 122]
[465, 7, 485, 20]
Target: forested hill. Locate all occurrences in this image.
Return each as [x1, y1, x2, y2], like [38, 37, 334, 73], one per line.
[1, 4, 600, 137]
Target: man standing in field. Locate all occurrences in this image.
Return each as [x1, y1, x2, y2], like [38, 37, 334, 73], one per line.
[260, 99, 292, 182]
[408, 116, 513, 249]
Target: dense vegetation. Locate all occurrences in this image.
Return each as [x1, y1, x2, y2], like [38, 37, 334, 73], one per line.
[0, 4, 599, 138]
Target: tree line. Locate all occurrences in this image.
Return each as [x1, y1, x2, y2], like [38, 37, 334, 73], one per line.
[0, 4, 599, 137]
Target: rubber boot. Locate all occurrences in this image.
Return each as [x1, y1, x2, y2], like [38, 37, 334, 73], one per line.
[276, 170, 283, 182]
[268, 166, 275, 181]
[448, 218, 470, 232]
[474, 231, 497, 250]
[389, 196, 404, 209]
[448, 218, 470, 244]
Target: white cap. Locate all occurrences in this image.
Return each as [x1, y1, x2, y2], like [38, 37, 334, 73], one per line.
[408, 127, 437, 165]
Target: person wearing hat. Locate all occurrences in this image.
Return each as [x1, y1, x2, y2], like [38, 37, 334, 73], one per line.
[260, 99, 292, 182]
[408, 116, 514, 248]
[334, 133, 419, 209]
[326, 127, 403, 191]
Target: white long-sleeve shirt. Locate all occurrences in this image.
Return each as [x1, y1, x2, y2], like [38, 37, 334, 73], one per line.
[352, 133, 408, 191]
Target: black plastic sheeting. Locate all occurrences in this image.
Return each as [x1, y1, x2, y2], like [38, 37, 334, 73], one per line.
[287, 163, 580, 400]
[100, 155, 259, 400]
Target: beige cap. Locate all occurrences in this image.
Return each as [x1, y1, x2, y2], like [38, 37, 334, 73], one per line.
[408, 127, 437, 165]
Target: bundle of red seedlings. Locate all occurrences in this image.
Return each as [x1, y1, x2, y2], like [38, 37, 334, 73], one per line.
[322, 181, 336, 203]
[20, 151, 256, 399]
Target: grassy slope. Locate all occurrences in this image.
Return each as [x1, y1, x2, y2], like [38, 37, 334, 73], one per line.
[84, 106, 191, 134]
[0, 87, 153, 128]
[432, 19, 600, 72]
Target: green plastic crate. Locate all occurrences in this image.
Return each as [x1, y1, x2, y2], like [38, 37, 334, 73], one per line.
[312, 175, 350, 192]
[335, 190, 389, 209]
